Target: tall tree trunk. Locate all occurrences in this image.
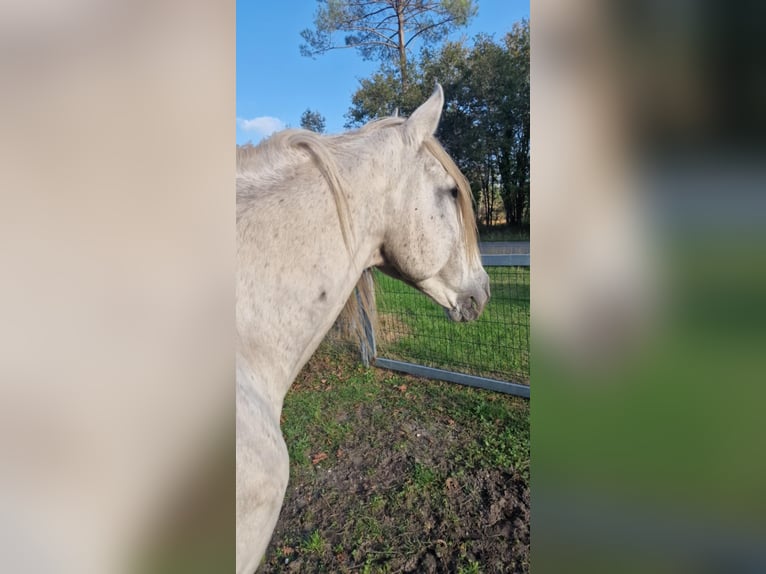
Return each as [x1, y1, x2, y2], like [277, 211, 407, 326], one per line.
[396, 0, 407, 91]
[504, 191, 513, 227]
[479, 162, 490, 229]
[513, 115, 530, 224]
[498, 137, 514, 226]
[488, 161, 496, 227]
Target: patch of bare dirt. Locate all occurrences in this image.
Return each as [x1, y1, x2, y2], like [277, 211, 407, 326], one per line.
[260, 363, 529, 573]
[378, 312, 413, 345]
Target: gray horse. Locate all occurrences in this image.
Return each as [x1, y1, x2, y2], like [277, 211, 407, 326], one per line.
[236, 85, 489, 573]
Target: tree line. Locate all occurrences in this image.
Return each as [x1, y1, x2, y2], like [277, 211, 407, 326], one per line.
[272, 2, 529, 229]
[344, 22, 529, 228]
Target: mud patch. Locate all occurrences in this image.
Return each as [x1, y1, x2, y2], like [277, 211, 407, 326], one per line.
[259, 346, 530, 573]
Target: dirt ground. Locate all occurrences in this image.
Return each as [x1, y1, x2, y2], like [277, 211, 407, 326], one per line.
[259, 348, 530, 573]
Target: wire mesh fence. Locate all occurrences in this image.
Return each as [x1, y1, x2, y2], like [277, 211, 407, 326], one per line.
[373, 262, 530, 387]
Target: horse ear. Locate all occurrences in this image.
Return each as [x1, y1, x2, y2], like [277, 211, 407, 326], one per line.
[405, 83, 444, 142]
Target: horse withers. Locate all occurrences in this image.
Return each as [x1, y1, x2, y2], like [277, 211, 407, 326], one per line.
[236, 84, 489, 573]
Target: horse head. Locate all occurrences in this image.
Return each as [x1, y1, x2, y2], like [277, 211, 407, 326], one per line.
[377, 85, 490, 322]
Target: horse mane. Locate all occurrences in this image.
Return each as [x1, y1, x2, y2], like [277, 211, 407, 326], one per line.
[238, 118, 480, 268]
[237, 116, 480, 362]
[237, 131, 355, 255]
[238, 130, 371, 354]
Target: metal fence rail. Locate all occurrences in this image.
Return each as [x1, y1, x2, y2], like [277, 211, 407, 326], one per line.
[372, 254, 530, 397]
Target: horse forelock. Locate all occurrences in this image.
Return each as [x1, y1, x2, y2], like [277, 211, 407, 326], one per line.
[423, 137, 481, 268]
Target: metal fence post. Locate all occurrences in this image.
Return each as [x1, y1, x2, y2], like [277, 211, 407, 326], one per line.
[357, 270, 376, 367]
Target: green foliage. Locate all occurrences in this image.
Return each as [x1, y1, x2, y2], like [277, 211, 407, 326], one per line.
[345, 61, 427, 126]
[299, 4, 528, 228]
[478, 223, 529, 241]
[346, 21, 530, 227]
[498, 21, 530, 227]
[301, 530, 326, 554]
[299, 108, 326, 133]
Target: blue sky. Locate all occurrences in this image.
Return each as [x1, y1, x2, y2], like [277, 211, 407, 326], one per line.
[237, 1, 529, 144]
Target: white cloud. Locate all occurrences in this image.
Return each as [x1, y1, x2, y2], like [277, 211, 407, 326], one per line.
[237, 115, 285, 138]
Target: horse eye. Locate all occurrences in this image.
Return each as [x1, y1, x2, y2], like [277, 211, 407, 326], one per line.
[450, 187, 459, 199]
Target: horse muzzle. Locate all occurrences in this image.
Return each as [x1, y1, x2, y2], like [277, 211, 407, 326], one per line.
[446, 272, 490, 322]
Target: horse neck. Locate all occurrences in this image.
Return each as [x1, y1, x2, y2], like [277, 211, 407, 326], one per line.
[236, 146, 391, 416]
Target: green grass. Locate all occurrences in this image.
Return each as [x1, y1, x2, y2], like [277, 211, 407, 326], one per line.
[281, 352, 529, 480]
[301, 530, 326, 554]
[478, 223, 529, 242]
[412, 462, 439, 488]
[265, 346, 530, 572]
[374, 267, 530, 383]
[280, 359, 380, 471]
[458, 561, 483, 574]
